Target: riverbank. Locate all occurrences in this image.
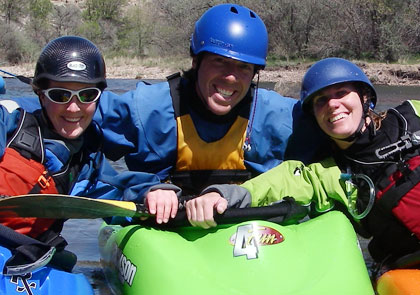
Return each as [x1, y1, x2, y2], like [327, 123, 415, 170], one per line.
[2, 58, 419, 87]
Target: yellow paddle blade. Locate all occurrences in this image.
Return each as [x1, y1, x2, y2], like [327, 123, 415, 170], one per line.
[0, 194, 147, 219]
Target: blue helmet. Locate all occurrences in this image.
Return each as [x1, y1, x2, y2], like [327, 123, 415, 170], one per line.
[300, 58, 377, 113]
[190, 4, 268, 67]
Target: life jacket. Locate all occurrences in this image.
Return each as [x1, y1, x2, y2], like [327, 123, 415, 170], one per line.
[376, 154, 420, 239]
[167, 73, 252, 194]
[0, 110, 78, 239]
[361, 107, 420, 262]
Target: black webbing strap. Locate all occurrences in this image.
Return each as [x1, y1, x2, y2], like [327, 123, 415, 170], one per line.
[0, 223, 76, 275]
[170, 169, 252, 195]
[7, 110, 44, 163]
[0, 224, 55, 275]
[167, 72, 182, 117]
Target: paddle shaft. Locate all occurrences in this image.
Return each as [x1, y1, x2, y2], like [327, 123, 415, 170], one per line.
[0, 194, 307, 226]
[144, 197, 308, 228]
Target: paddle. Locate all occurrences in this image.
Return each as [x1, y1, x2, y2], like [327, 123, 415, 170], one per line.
[0, 194, 307, 226]
[0, 194, 148, 219]
[0, 68, 32, 85]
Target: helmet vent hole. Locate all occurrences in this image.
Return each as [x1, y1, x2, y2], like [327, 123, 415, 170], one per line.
[249, 12, 256, 18]
[230, 7, 238, 14]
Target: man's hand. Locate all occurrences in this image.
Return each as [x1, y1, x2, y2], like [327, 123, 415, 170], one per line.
[185, 192, 228, 229]
[145, 189, 178, 224]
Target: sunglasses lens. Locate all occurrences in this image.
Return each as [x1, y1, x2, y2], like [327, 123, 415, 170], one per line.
[79, 89, 100, 103]
[48, 89, 72, 103]
[44, 88, 100, 104]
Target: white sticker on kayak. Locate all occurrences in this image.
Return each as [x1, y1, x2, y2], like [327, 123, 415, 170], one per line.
[231, 223, 284, 259]
[118, 253, 137, 286]
[67, 61, 86, 71]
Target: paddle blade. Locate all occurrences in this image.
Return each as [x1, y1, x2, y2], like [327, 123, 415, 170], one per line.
[0, 194, 145, 219]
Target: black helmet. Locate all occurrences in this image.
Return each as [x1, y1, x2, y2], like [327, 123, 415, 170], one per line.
[33, 36, 107, 90]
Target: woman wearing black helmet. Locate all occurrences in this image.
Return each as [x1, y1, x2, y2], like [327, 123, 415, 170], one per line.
[32, 36, 107, 139]
[0, 36, 160, 272]
[185, 57, 420, 270]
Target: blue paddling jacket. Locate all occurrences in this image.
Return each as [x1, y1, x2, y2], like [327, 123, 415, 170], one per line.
[0, 105, 161, 202]
[94, 75, 324, 193]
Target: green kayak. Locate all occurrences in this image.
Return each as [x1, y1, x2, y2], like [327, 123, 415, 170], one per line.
[98, 211, 374, 295]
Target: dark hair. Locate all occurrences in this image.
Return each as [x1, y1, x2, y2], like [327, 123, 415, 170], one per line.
[183, 50, 261, 82]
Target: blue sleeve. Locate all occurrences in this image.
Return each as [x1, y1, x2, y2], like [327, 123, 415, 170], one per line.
[0, 106, 22, 158]
[243, 89, 298, 173]
[0, 97, 41, 113]
[284, 101, 331, 164]
[94, 82, 178, 179]
[71, 152, 162, 203]
[93, 90, 139, 160]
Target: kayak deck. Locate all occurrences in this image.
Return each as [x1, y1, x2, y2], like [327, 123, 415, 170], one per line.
[99, 211, 374, 295]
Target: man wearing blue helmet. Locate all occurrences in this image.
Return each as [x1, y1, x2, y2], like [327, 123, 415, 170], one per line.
[95, 4, 319, 224]
[186, 57, 420, 271]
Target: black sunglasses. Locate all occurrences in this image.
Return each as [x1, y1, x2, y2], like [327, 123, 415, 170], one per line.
[41, 87, 101, 104]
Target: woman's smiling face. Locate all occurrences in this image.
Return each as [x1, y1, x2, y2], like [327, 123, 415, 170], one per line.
[39, 81, 98, 139]
[313, 83, 365, 146]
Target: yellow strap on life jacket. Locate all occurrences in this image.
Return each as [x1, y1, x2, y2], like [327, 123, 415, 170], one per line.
[176, 114, 248, 171]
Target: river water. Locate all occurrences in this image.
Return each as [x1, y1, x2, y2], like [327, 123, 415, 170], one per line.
[1, 77, 420, 294]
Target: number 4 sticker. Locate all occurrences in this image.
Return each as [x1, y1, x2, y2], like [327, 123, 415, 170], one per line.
[233, 224, 259, 259]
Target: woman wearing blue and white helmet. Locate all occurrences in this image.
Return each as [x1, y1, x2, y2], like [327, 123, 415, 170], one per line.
[300, 57, 377, 147]
[186, 58, 420, 271]
[299, 57, 420, 267]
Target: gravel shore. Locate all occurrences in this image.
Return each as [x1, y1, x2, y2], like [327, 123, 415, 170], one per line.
[2, 60, 419, 86]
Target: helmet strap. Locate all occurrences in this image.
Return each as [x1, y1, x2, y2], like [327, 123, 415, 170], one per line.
[339, 115, 366, 142]
[243, 71, 260, 152]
